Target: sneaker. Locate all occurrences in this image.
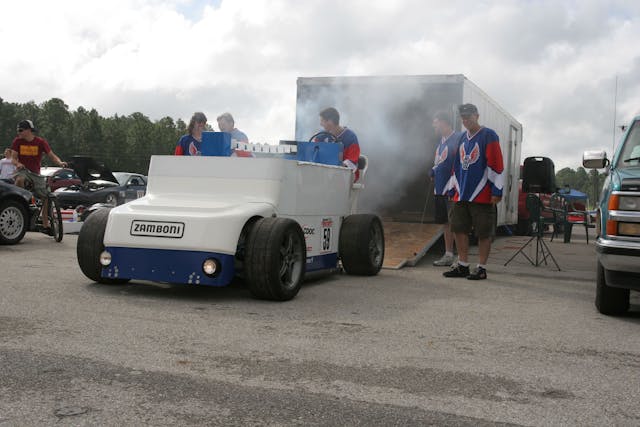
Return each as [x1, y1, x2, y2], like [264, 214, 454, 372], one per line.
[40, 227, 53, 236]
[443, 264, 470, 278]
[467, 266, 487, 280]
[433, 254, 455, 267]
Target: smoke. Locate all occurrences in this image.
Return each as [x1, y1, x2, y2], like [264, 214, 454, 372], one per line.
[294, 75, 460, 221]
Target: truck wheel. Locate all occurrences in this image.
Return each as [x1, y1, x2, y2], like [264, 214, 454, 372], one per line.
[595, 260, 629, 315]
[77, 208, 130, 285]
[339, 214, 384, 275]
[0, 200, 28, 245]
[245, 217, 306, 301]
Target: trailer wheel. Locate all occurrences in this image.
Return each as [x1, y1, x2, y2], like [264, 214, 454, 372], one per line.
[339, 214, 384, 275]
[595, 260, 629, 315]
[77, 208, 129, 285]
[245, 217, 306, 301]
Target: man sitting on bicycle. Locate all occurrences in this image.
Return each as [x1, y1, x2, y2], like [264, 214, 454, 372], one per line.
[11, 120, 67, 234]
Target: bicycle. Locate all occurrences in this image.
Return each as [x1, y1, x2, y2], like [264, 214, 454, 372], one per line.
[13, 168, 64, 242]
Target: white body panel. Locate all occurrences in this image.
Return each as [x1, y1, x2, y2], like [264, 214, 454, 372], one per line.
[104, 156, 353, 257]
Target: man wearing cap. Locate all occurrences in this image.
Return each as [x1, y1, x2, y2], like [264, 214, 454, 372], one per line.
[443, 104, 504, 280]
[11, 119, 67, 233]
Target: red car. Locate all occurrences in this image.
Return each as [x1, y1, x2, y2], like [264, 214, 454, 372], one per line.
[40, 167, 82, 191]
[516, 179, 553, 235]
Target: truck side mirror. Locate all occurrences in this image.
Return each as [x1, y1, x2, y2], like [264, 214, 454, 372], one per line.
[582, 150, 609, 169]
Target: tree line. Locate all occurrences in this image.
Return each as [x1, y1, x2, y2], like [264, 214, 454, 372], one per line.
[555, 166, 606, 209]
[3, 97, 607, 208]
[0, 97, 187, 174]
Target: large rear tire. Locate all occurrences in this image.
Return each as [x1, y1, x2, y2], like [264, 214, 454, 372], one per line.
[339, 214, 384, 275]
[245, 217, 306, 301]
[595, 260, 629, 315]
[76, 208, 129, 284]
[48, 195, 64, 242]
[0, 200, 28, 245]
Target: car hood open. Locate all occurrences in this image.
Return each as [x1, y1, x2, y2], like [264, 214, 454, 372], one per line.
[69, 155, 119, 184]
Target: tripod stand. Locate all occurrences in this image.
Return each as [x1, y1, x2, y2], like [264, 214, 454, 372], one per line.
[504, 193, 560, 270]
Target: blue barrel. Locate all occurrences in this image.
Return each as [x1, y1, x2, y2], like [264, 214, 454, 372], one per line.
[296, 141, 343, 166]
[201, 132, 232, 156]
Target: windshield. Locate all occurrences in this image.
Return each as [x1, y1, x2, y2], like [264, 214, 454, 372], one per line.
[616, 119, 640, 168]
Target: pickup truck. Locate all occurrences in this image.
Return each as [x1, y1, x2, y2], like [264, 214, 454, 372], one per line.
[583, 115, 640, 315]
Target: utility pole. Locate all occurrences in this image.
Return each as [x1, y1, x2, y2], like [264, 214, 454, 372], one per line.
[612, 75, 618, 152]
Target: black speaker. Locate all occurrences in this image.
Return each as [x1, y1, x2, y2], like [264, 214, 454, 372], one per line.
[522, 156, 556, 193]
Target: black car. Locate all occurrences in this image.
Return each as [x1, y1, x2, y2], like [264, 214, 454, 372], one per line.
[54, 156, 147, 209]
[0, 179, 35, 244]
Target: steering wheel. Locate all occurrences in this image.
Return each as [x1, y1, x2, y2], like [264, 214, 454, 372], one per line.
[309, 131, 337, 142]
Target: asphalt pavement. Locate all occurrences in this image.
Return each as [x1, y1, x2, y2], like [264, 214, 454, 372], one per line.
[0, 226, 639, 426]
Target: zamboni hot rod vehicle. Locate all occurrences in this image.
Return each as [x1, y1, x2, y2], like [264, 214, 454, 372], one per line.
[76, 148, 384, 301]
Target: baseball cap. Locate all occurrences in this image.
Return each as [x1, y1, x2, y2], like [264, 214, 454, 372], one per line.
[17, 119, 37, 132]
[458, 104, 479, 116]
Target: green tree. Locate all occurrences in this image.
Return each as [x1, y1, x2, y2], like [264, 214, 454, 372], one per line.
[39, 98, 72, 158]
[1, 96, 193, 175]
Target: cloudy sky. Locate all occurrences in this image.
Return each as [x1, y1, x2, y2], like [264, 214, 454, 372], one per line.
[1, 0, 639, 170]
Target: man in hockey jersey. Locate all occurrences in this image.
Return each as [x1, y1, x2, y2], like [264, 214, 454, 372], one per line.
[444, 104, 504, 280]
[430, 111, 462, 266]
[316, 107, 361, 181]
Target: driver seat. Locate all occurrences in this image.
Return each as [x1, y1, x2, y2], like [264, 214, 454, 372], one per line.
[352, 155, 368, 190]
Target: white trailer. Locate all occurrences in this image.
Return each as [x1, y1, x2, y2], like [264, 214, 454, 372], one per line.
[295, 74, 523, 228]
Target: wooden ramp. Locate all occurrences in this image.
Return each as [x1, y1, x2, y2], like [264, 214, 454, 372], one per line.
[382, 222, 443, 269]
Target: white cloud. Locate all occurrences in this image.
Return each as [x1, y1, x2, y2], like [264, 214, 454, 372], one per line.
[1, 0, 639, 170]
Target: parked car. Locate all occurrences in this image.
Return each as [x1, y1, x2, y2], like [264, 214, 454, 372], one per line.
[40, 167, 82, 191]
[54, 156, 147, 209]
[583, 115, 640, 315]
[0, 180, 35, 244]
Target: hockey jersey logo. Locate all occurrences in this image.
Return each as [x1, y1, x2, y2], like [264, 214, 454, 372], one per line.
[433, 146, 448, 168]
[189, 141, 201, 156]
[460, 142, 480, 170]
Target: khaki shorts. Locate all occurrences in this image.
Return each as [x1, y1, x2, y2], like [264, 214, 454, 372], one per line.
[433, 195, 451, 224]
[14, 169, 48, 199]
[449, 201, 496, 238]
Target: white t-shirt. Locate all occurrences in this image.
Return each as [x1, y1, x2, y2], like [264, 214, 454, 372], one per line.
[0, 158, 16, 179]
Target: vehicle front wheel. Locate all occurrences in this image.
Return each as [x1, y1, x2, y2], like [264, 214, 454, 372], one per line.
[76, 207, 129, 284]
[595, 260, 629, 315]
[244, 217, 306, 301]
[339, 214, 385, 275]
[0, 200, 28, 245]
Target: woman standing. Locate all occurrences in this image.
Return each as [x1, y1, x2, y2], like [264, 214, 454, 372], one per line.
[175, 112, 207, 156]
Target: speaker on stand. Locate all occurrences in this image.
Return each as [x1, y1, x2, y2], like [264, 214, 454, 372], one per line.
[505, 156, 560, 270]
[522, 156, 556, 194]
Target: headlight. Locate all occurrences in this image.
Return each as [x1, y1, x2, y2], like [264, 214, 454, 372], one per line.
[618, 196, 640, 211]
[202, 258, 220, 277]
[99, 251, 112, 266]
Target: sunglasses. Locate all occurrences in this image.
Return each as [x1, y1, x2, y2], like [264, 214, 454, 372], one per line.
[17, 128, 29, 132]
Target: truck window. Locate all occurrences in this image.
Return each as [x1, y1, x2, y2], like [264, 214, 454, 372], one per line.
[616, 119, 640, 168]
